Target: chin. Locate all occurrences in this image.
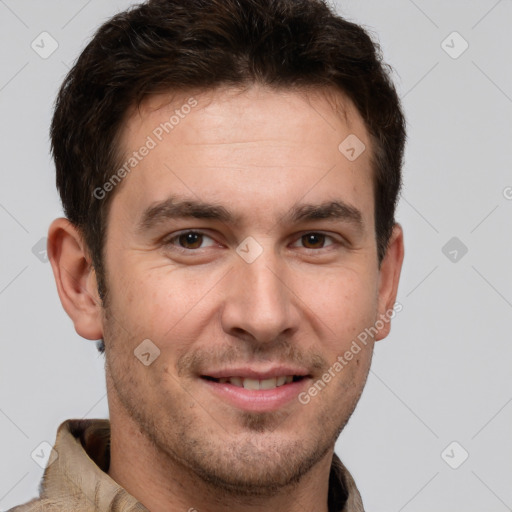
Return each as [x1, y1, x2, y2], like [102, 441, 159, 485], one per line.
[173, 428, 332, 497]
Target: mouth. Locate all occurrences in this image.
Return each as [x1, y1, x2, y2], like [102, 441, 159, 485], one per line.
[202, 375, 306, 390]
[199, 369, 311, 412]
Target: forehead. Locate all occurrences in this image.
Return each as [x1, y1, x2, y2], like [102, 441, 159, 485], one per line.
[124, 85, 367, 155]
[113, 85, 374, 230]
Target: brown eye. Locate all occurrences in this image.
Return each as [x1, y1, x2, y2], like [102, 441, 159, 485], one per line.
[165, 231, 216, 251]
[178, 232, 204, 249]
[301, 233, 327, 249]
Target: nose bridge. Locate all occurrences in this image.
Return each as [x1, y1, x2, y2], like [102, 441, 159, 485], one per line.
[221, 241, 298, 343]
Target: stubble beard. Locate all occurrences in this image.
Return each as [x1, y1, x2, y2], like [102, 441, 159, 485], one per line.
[103, 306, 367, 498]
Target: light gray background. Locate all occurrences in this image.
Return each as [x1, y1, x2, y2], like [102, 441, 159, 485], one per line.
[1, 1, 511, 510]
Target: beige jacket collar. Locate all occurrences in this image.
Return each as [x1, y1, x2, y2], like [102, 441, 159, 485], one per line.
[11, 419, 364, 512]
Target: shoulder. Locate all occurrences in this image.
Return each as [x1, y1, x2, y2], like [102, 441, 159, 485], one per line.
[7, 496, 89, 511]
[8, 498, 45, 511]
[6, 497, 39, 511]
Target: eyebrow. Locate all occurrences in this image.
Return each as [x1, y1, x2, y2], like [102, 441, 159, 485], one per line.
[284, 200, 364, 228]
[138, 195, 364, 232]
[138, 197, 239, 231]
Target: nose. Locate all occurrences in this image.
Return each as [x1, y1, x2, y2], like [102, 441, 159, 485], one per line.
[220, 247, 301, 347]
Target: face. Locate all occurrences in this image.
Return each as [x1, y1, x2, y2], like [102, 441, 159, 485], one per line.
[99, 85, 396, 494]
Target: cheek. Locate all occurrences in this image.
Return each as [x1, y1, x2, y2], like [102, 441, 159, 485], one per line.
[295, 267, 378, 343]
[109, 261, 221, 346]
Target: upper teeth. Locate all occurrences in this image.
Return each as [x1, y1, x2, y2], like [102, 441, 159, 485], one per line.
[218, 376, 294, 389]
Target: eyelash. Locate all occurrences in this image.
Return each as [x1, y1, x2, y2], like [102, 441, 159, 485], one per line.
[163, 230, 343, 253]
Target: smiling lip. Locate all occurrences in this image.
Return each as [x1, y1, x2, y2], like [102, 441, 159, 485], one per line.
[200, 366, 311, 412]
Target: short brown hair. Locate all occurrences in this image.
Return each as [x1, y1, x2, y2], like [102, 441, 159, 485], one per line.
[51, 0, 406, 305]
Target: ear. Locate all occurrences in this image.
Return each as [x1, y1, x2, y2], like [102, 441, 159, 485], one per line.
[47, 218, 104, 340]
[374, 223, 404, 341]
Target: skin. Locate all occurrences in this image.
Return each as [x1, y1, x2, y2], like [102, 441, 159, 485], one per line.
[48, 84, 404, 512]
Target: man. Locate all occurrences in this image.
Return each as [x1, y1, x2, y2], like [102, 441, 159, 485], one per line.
[10, 0, 405, 510]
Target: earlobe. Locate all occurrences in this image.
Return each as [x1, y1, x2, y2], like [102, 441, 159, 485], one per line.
[48, 218, 104, 340]
[374, 223, 404, 341]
